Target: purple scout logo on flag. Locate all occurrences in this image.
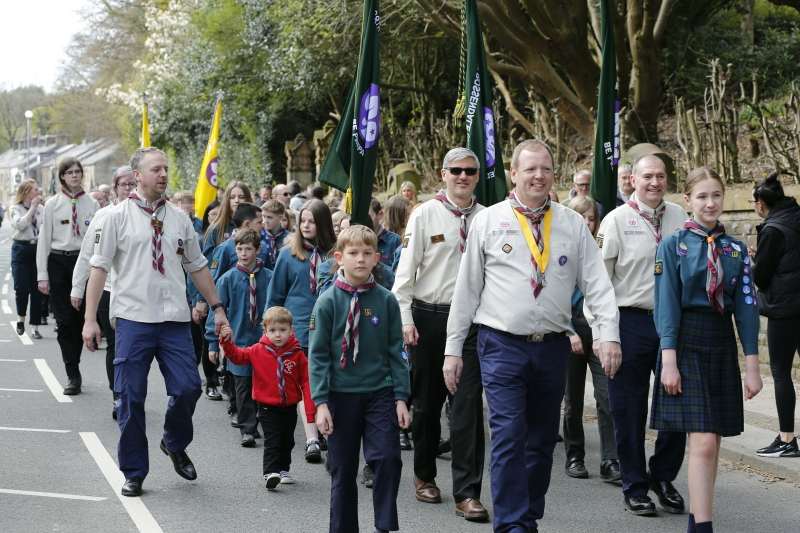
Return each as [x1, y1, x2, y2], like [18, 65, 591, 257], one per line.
[483, 108, 496, 168]
[359, 84, 380, 148]
[206, 156, 218, 187]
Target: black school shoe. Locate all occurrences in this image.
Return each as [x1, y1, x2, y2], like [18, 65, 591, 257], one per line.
[16, 322, 23, 335]
[647, 472, 684, 514]
[63, 378, 81, 395]
[600, 459, 621, 481]
[623, 495, 657, 516]
[121, 476, 143, 497]
[756, 435, 800, 457]
[565, 459, 588, 478]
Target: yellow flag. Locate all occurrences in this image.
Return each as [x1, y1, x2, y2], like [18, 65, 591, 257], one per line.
[141, 102, 151, 148]
[194, 99, 222, 219]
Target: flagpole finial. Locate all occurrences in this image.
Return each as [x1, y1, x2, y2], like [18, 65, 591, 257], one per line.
[216, 90, 225, 102]
[141, 92, 148, 105]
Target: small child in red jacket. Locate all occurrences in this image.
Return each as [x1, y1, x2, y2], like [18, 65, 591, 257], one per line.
[220, 306, 316, 489]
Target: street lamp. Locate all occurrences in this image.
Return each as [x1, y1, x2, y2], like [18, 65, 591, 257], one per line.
[25, 110, 33, 181]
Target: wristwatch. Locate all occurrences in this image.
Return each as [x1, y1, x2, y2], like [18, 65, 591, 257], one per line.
[210, 302, 224, 312]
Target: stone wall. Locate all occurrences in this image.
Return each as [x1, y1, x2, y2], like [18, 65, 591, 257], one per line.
[665, 186, 800, 379]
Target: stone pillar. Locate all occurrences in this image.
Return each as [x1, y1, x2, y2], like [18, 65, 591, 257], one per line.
[313, 120, 337, 175]
[284, 133, 315, 187]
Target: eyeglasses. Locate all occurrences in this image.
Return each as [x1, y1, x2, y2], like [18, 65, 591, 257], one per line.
[279, 192, 292, 197]
[446, 167, 478, 176]
[64, 170, 83, 176]
[119, 182, 136, 190]
[574, 182, 591, 189]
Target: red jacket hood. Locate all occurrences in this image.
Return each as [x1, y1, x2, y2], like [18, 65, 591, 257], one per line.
[258, 333, 302, 355]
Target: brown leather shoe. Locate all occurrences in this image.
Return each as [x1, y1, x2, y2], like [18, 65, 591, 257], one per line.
[455, 498, 489, 521]
[413, 475, 441, 503]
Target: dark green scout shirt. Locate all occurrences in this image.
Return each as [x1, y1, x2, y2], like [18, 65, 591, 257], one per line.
[308, 283, 410, 405]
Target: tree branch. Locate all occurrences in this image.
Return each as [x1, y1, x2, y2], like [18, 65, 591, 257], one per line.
[653, 0, 677, 42]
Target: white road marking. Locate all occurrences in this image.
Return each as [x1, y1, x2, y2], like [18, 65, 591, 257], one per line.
[0, 426, 71, 433]
[0, 340, 11, 342]
[1, 300, 11, 314]
[1, 284, 7, 294]
[4, 273, 9, 281]
[0, 488, 106, 501]
[33, 359, 73, 403]
[12, 323, 33, 345]
[80, 432, 164, 533]
[0, 388, 42, 392]
[0, 358, 25, 362]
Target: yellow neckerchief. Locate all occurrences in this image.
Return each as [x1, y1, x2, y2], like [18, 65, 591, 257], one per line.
[513, 206, 552, 274]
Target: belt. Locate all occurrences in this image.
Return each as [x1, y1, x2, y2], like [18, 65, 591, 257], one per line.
[411, 299, 451, 314]
[50, 249, 80, 257]
[480, 325, 565, 343]
[13, 239, 37, 245]
[619, 306, 654, 316]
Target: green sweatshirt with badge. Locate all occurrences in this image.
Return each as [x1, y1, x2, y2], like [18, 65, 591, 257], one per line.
[308, 282, 410, 405]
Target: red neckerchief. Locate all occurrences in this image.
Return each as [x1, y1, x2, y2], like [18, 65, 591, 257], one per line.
[684, 220, 726, 314]
[333, 274, 377, 369]
[61, 188, 86, 238]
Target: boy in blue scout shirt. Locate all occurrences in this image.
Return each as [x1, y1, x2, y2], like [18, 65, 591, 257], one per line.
[369, 198, 402, 268]
[309, 225, 410, 533]
[209, 203, 264, 282]
[260, 199, 290, 270]
[206, 228, 273, 447]
[652, 168, 762, 533]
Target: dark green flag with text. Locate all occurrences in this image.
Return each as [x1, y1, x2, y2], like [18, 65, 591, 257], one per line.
[454, 0, 507, 206]
[318, 0, 380, 225]
[590, 0, 619, 218]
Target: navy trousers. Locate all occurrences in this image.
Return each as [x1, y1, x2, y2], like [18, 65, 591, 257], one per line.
[479, 328, 570, 533]
[327, 387, 402, 533]
[607, 309, 686, 498]
[11, 241, 42, 324]
[114, 318, 202, 480]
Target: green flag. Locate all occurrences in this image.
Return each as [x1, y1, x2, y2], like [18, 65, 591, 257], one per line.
[590, 0, 620, 218]
[453, 0, 507, 206]
[318, 0, 380, 225]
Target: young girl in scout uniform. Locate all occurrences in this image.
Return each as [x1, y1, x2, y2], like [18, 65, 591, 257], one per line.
[652, 167, 763, 533]
[266, 199, 336, 463]
[201, 181, 252, 258]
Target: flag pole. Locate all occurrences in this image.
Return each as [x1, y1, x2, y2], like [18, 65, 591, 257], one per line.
[141, 93, 151, 148]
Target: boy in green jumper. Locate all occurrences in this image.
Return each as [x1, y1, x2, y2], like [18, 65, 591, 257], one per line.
[309, 225, 410, 533]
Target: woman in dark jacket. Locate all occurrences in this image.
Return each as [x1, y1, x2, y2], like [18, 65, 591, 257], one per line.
[750, 173, 800, 458]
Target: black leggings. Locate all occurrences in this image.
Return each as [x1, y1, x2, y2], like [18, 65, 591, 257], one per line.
[767, 316, 800, 433]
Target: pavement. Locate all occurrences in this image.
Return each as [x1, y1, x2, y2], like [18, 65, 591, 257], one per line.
[0, 222, 799, 532]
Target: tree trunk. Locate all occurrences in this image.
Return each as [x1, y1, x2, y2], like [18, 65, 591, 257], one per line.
[741, 0, 756, 44]
[627, 0, 662, 143]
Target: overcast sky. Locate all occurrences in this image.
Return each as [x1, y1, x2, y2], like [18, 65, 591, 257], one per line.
[1, 0, 88, 91]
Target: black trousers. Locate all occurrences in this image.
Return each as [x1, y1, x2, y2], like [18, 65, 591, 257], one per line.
[258, 403, 297, 475]
[234, 375, 258, 434]
[97, 290, 115, 391]
[563, 308, 617, 463]
[410, 305, 484, 501]
[48, 253, 85, 380]
[767, 315, 800, 433]
[11, 242, 42, 325]
[190, 320, 216, 383]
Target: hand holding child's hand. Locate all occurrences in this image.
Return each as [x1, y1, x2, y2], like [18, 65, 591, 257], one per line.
[396, 400, 410, 430]
[219, 325, 232, 340]
[316, 404, 333, 436]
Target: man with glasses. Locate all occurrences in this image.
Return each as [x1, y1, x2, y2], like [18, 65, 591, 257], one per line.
[563, 170, 603, 216]
[272, 183, 292, 207]
[393, 147, 488, 522]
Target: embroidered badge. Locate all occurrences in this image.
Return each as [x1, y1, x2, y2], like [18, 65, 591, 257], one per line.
[597, 234, 604, 248]
[559, 255, 568, 266]
[731, 251, 740, 258]
[743, 285, 751, 295]
[309, 315, 315, 330]
[364, 308, 372, 316]
[744, 256, 751, 265]
[731, 276, 737, 286]
[95, 234, 100, 244]
[85, 220, 90, 226]
[502, 243, 512, 254]
[677, 242, 687, 257]
[627, 219, 638, 227]
[500, 221, 511, 229]
[178, 238, 184, 247]
[654, 259, 663, 275]
[430, 234, 445, 243]
[284, 360, 296, 374]
[211, 260, 219, 269]
[370, 315, 380, 326]
[743, 275, 751, 285]
[402, 236, 410, 248]
[745, 295, 754, 305]
[720, 238, 729, 248]
[731, 242, 741, 252]
[743, 265, 751, 274]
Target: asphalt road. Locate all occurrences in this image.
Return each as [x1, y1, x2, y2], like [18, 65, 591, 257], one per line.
[0, 222, 798, 533]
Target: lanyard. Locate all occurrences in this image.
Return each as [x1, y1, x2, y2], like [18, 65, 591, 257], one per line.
[513, 207, 552, 274]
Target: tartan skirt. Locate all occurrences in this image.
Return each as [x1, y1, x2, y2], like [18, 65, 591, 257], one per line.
[650, 308, 744, 437]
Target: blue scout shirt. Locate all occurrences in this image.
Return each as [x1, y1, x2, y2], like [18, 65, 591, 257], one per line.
[260, 227, 290, 270]
[654, 220, 760, 354]
[210, 237, 268, 282]
[391, 244, 403, 273]
[194, 222, 235, 304]
[191, 215, 203, 234]
[376, 227, 402, 268]
[205, 264, 272, 376]
[266, 246, 330, 348]
[315, 257, 395, 296]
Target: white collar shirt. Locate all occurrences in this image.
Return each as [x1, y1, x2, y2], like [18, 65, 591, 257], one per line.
[9, 203, 44, 241]
[71, 205, 115, 298]
[392, 198, 485, 324]
[36, 192, 99, 281]
[89, 198, 207, 324]
[445, 199, 620, 357]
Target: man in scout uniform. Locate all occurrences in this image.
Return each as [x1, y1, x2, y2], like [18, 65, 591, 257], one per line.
[81, 147, 230, 498]
[445, 139, 621, 533]
[588, 154, 689, 516]
[393, 147, 488, 521]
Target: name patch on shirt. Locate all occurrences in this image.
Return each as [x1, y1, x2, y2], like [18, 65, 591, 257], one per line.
[430, 234, 445, 244]
[654, 259, 663, 275]
[623, 230, 647, 236]
[309, 314, 315, 330]
[491, 229, 519, 236]
[60, 220, 70, 225]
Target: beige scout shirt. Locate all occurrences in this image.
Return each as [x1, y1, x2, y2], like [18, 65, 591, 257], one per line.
[586, 193, 688, 339]
[36, 192, 99, 281]
[392, 196, 485, 325]
[71, 206, 114, 299]
[445, 200, 620, 357]
[90, 197, 206, 324]
[9, 203, 44, 241]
